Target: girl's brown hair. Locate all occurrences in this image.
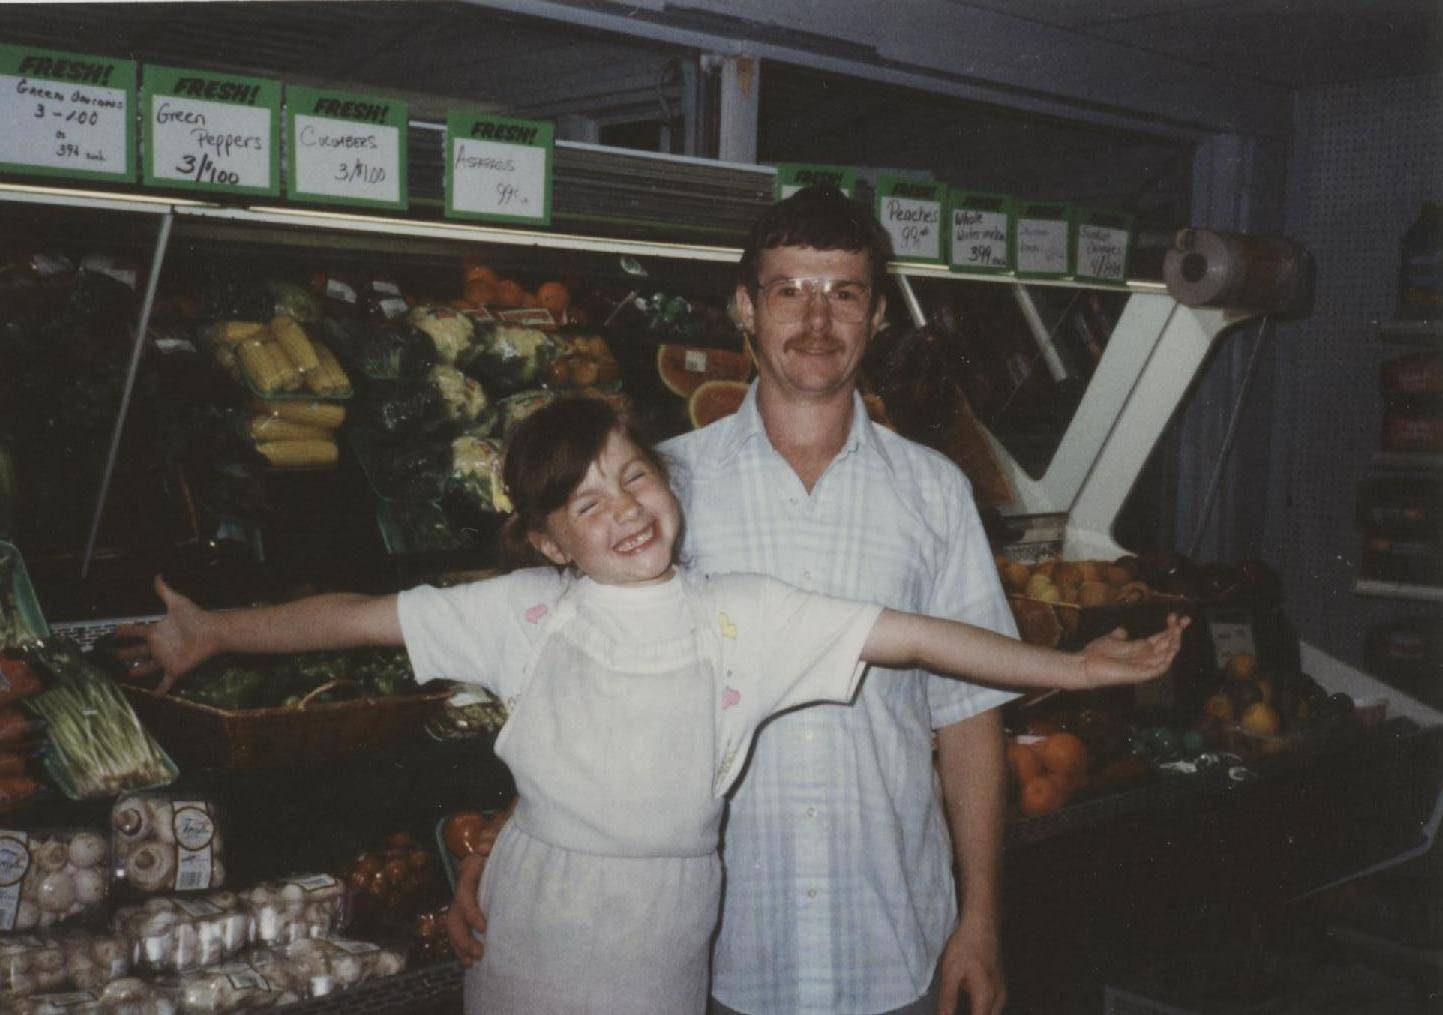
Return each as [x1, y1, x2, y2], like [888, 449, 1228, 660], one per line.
[499, 397, 674, 570]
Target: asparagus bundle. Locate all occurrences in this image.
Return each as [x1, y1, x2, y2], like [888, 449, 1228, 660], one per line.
[22, 639, 176, 799]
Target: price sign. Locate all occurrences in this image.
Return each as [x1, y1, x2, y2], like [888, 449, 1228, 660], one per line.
[0, 45, 134, 181]
[877, 177, 945, 264]
[1014, 201, 1073, 278]
[286, 86, 406, 209]
[1073, 208, 1133, 284]
[774, 163, 856, 200]
[142, 65, 279, 196]
[948, 191, 1013, 273]
[445, 112, 552, 226]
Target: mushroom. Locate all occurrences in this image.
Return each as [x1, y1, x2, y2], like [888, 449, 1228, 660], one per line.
[373, 949, 405, 977]
[36, 870, 76, 913]
[67, 831, 106, 870]
[146, 798, 176, 843]
[100, 977, 151, 1002]
[330, 950, 364, 987]
[125, 844, 176, 893]
[112, 799, 153, 843]
[30, 838, 69, 873]
[89, 933, 128, 977]
[73, 867, 106, 906]
[65, 950, 102, 990]
[172, 919, 200, 971]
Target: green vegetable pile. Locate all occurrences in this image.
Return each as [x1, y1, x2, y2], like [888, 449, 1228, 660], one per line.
[23, 638, 176, 798]
[175, 647, 419, 711]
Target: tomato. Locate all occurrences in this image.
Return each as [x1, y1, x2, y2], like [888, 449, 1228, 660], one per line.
[441, 810, 486, 859]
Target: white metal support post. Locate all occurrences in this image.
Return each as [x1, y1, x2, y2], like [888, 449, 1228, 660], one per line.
[715, 54, 758, 165]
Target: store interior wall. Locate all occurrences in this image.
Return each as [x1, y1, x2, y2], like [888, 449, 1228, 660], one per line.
[1267, 72, 1443, 670]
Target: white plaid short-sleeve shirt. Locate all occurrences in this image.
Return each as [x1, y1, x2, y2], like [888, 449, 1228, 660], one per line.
[661, 386, 1018, 1014]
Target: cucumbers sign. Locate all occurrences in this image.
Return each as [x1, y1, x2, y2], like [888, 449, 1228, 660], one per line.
[142, 64, 280, 196]
[445, 112, 553, 226]
[0, 45, 136, 182]
[286, 86, 407, 210]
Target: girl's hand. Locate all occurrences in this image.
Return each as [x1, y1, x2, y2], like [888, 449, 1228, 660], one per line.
[112, 575, 216, 694]
[1080, 613, 1190, 688]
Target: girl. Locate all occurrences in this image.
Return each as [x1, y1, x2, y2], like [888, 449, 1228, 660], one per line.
[121, 397, 1186, 1015]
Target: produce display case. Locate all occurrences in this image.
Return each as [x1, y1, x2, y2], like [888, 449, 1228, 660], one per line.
[0, 173, 1439, 1012]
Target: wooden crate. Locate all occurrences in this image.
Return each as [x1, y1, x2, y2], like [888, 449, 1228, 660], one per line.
[124, 684, 452, 771]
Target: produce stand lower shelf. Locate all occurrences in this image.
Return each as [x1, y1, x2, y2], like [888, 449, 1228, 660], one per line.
[281, 961, 462, 1014]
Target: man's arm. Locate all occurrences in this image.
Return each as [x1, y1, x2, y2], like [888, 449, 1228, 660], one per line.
[935, 710, 1007, 1015]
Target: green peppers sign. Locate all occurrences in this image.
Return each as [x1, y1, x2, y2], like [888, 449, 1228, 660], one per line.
[142, 65, 280, 196]
[0, 45, 136, 182]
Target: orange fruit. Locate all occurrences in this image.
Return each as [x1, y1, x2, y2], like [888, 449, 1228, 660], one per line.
[462, 280, 498, 306]
[536, 280, 571, 315]
[462, 262, 499, 285]
[1224, 652, 1260, 682]
[494, 279, 525, 308]
[1038, 732, 1089, 791]
[1019, 774, 1066, 817]
[1239, 701, 1280, 736]
[1006, 741, 1043, 784]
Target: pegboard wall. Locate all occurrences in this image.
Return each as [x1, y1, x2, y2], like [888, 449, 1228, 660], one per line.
[1265, 73, 1443, 670]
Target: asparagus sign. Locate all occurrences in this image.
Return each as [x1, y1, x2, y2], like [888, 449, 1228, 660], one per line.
[949, 191, 1013, 273]
[142, 64, 280, 196]
[877, 177, 945, 264]
[0, 45, 135, 182]
[446, 112, 552, 226]
[286, 85, 407, 210]
[1073, 208, 1133, 284]
[1014, 201, 1073, 278]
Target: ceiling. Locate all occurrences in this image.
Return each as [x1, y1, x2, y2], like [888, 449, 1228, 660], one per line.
[945, 0, 1441, 89]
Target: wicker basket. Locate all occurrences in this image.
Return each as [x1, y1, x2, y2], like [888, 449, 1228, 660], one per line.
[123, 683, 452, 771]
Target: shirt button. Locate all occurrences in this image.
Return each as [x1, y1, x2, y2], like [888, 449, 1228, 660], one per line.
[801, 570, 813, 584]
[803, 729, 814, 741]
[807, 889, 817, 899]
[805, 806, 817, 818]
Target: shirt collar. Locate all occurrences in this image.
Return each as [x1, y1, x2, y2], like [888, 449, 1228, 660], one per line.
[718, 382, 897, 478]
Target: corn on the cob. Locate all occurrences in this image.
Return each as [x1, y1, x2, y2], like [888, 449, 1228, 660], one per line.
[249, 399, 347, 431]
[238, 339, 287, 394]
[247, 416, 333, 442]
[268, 341, 304, 391]
[306, 342, 352, 397]
[209, 320, 268, 346]
[270, 314, 321, 374]
[255, 439, 339, 468]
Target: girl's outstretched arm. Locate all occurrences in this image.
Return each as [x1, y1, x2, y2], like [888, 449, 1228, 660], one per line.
[861, 609, 1188, 690]
[114, 575, 402, 693]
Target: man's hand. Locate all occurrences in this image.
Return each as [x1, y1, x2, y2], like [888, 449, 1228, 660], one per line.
[445, 851, 489, 965]
[937, 918, 1005, 1015]
[443, 802, 514, 966]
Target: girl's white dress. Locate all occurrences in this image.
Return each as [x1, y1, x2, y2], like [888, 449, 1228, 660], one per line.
[397, 568, 880, 1014]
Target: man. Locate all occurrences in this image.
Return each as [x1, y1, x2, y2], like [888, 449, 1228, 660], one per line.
[448, 185, 1016, 1015]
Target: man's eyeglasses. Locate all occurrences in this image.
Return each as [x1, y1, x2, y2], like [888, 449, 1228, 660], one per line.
[756, 277, 872, 323]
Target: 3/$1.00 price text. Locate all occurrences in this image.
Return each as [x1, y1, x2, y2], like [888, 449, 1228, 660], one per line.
[174, 150, 240, 186]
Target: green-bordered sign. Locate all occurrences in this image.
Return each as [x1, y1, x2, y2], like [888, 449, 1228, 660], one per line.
[0, 45, 135, 182]
[876, 177, 945, 264]
[286, 86, 407, 210]
[142, 65, 280, 196]
[948, 191, 1013, 273]
[1014, 201, 1073, 278]
[774, 163, 856, 200]
[1072, 208, 1133, 284]
[445, 112, 552, 226]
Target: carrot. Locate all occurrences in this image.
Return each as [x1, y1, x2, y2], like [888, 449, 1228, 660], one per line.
[0, 657, 43, 706]
[0, 775, 38, 808]
[0, 753, 26, 778]
[0, 706, 37, 744]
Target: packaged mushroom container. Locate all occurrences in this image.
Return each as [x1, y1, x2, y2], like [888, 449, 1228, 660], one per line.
[0, 828, 110, 931]
[112, 894, 249, 975]
[244, 874, 348, 947]
[248, 935, 405, 1000]
[10, 978, 180, 1014]
[167, 959, 293, 1012]
[0, 934, 69, 997]
[111, 795, 224, 895]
